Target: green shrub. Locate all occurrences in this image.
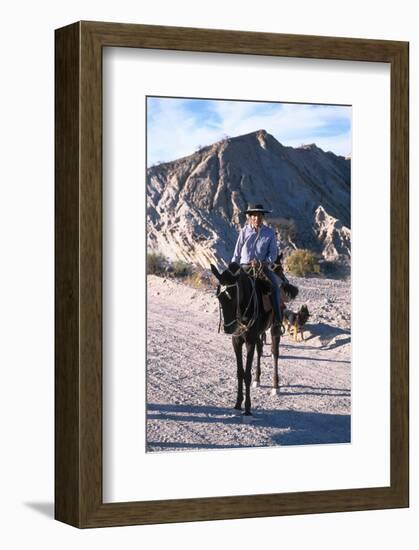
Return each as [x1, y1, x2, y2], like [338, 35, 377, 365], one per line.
[285, 249, 320, 277]
[147, 252, 165, 275]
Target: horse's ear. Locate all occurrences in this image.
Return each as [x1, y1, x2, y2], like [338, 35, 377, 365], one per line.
[210, 264, 221, 281]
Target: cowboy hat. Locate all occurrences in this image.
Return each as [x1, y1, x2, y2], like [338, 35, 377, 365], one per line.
[243, 203, 272, 214]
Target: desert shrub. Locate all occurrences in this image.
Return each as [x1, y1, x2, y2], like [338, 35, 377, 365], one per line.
[147, 252, 166, 275]
[185, 270, 214, 290]
[285, 249, 320, 277]
[172, 259, 190, 278]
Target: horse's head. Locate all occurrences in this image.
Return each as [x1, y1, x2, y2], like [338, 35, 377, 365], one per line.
[210, 262, 240, 286]
[210, 263, 242, 334]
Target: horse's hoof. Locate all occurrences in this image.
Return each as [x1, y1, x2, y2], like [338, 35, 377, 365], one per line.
[252, 381, 260, 388]
[270, 388, 280, 396]
[234, 405, 242, 411]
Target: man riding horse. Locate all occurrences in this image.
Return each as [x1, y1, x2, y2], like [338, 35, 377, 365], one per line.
[232, 203, 282, 324]
[211, 202, 298, 414]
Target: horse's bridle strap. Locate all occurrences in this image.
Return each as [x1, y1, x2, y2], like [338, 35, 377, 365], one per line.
[217, 282, 236, 299]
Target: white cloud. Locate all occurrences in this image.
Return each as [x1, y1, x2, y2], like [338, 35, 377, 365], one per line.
[147, 99, 351, 165]
[147, 99, 225, 165]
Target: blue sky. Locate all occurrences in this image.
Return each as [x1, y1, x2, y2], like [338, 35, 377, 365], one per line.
[147, 97, 351, 166]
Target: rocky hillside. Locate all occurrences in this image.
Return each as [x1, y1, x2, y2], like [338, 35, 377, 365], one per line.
[147, 129, 350, 269]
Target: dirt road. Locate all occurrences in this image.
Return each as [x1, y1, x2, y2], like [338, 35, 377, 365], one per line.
[146, 274, 351, 452]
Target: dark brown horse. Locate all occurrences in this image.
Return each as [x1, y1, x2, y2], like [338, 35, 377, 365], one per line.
[211, 257, 298, 415]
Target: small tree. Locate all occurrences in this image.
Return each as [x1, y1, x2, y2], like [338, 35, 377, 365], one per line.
[285, 249, 320, 277]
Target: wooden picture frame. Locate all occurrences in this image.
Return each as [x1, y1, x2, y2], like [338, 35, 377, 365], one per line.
[55, 21, 409, 528]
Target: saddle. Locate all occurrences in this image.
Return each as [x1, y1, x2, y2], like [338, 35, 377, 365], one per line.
[241, 264, 284, 313]
[260, 280, 289, 313]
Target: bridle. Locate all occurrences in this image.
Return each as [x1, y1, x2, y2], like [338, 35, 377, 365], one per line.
[216, 272, 259, 336]
[216, 282, 237, 333]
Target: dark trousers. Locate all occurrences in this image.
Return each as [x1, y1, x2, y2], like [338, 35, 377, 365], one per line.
[264, 268, 282, 322]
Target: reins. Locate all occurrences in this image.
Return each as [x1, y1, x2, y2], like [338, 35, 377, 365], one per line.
[214, 253, 296, 341]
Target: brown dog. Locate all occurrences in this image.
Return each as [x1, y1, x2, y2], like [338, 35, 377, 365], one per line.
[282, 305, 310, 341]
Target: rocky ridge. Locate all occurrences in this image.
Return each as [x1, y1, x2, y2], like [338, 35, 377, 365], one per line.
[147, 129, 351, 269]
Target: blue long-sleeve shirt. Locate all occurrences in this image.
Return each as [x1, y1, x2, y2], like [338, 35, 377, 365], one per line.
[231, 224, 278, 264]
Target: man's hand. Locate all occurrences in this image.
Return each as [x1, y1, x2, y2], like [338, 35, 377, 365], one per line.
[250, 259, 260, 268]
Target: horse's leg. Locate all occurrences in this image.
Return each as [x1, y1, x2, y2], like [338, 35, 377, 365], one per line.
[232, 336, 244, 410]
[270, 324, 281, 395]
[253, 336, 263, 388]
[244, 341, 256, 415]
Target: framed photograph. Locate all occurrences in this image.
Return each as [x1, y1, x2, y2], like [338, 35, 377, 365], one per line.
[55, 21, 409, 528]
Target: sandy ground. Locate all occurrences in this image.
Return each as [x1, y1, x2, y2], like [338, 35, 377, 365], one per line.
[146, 273, 351, 452]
